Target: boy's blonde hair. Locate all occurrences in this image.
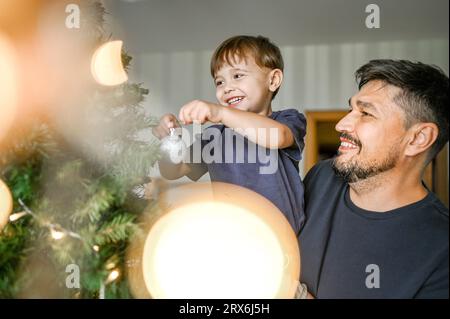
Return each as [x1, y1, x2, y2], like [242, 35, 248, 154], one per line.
[210, 35, 284, 99]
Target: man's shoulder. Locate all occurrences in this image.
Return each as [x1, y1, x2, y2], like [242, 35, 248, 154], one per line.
[422, 192, 449, 239]
[303, 159, 345, 201]
[427, 192, 449, 218]
[304, 159, 336, 183]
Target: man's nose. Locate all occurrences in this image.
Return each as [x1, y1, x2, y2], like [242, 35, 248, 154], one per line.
[335, 112, 355, 133]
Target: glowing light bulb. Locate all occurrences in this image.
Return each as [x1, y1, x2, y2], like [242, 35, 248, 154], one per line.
[91, 40, 128, 86]
[106, 269, 120, 284]
[9, 211, 28, 222]
[50, 227, 66, 240]
[140, 182, 300, 299]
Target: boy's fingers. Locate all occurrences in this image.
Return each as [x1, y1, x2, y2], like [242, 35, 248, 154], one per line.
[165, 119, 174, 129]
[178, 108, 185, 125]
[190, 108, 201, 123]
[162, 114, 175, 126]
[152, 127, 163, 139]
[185, 111, 193, 124]
[162, 125, 171, 136]
[180, 107, 192, 125]
[151, 127, 160, 138]
[197, 110, 208, 124]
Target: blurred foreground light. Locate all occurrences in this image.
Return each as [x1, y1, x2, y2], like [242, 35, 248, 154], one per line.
[0, 33, 19, 143]
[139, 182, 300, 299]
[0, 178, 13, 231]
[9, 211, 28, 222]
[50, 227, 66, 240]
[105, 269, 120, 284]
[91, 40, 128, 86]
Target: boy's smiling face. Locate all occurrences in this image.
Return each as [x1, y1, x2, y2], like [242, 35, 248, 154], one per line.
[214, 56, 279, 115]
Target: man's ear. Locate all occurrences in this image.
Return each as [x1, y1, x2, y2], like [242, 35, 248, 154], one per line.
[404, 122, 439, 157]
[268, 69, 283, 92]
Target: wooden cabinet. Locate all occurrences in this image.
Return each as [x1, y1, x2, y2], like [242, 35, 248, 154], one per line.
[304, 110, 449, 207]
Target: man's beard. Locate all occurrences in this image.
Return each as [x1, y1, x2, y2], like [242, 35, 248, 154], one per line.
[332, 134, 400, 184]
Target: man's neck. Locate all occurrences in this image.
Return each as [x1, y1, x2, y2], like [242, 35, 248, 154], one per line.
[348, 168, 429, 212]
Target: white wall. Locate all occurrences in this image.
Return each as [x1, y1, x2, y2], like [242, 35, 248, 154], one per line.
[134, 38, 448, 178]
[133, 38, 448, 115]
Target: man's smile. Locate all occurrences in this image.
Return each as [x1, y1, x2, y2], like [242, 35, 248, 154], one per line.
[338, 135, 360, 153]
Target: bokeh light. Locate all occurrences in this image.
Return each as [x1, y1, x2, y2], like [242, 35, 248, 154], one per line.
[0, 33, 19, 143]
[129, 182, 300, 299]
[0, 178, 13, 231]
[91, 40, 128, 86]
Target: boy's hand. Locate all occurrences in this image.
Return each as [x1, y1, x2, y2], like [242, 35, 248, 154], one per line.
[152, 113, 179, 140]
[179, 100, 223, 125]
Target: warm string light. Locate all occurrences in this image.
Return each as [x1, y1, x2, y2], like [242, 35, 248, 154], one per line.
[8, 211, 28, 222]
[99, 268, 121, 299]
[50, 227, 66, 240]
[14, 198, 121, 298]
[15, 198, 95, 248]
[106, 269, 120, 284]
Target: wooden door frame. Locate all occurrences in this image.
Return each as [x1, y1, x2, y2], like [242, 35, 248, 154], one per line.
[305, 110, 347, 172]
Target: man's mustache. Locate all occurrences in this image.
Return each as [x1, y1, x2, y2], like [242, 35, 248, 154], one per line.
[340, 133, 362, 148]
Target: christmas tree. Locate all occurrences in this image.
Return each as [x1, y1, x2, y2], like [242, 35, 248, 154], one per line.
[0, 0, 160, 298]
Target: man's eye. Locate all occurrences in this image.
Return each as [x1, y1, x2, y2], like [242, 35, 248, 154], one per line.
[361, 111, 372, 117]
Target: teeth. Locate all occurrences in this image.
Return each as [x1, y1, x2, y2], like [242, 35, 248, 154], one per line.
[228, 97, 243, 105]
[341, 141, 357, 149]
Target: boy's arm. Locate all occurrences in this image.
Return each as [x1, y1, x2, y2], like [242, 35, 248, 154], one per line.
[179, 100, 294, 149]
[159, 158, 208, 181]
[159, 141, 208, 181]
[158, 161, 191, 180]
[220, 107, 295, 149]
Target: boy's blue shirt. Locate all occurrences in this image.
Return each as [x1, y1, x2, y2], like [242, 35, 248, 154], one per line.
[186, 108, 306, 234]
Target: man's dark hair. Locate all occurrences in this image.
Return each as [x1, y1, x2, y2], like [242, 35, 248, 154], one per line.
[355, 59, 449, 161]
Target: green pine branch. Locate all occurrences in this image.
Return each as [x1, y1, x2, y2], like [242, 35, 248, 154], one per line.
[94, 213, 137, 245]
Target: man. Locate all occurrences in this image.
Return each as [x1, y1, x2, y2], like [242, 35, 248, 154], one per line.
[299, 60, 449, 298]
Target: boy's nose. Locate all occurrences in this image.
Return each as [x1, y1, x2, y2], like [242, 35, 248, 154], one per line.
[224, 87, 235, 94]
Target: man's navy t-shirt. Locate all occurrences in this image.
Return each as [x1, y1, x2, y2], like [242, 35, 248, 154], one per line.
[299, 160, 449, 298]
[186, 109, 306, 234]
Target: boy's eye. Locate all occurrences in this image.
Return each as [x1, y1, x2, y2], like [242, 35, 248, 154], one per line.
[234, 74, 244, 79]
[215, 80, 224, 86]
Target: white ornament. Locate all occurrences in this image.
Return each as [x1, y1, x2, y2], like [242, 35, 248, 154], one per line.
[160, 128, 187, 164]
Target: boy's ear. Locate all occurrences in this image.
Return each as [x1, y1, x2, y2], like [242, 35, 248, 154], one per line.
[268, 69, 283, 92]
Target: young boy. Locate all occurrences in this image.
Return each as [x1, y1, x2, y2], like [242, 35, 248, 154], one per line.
[152, 35, 306, 234]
